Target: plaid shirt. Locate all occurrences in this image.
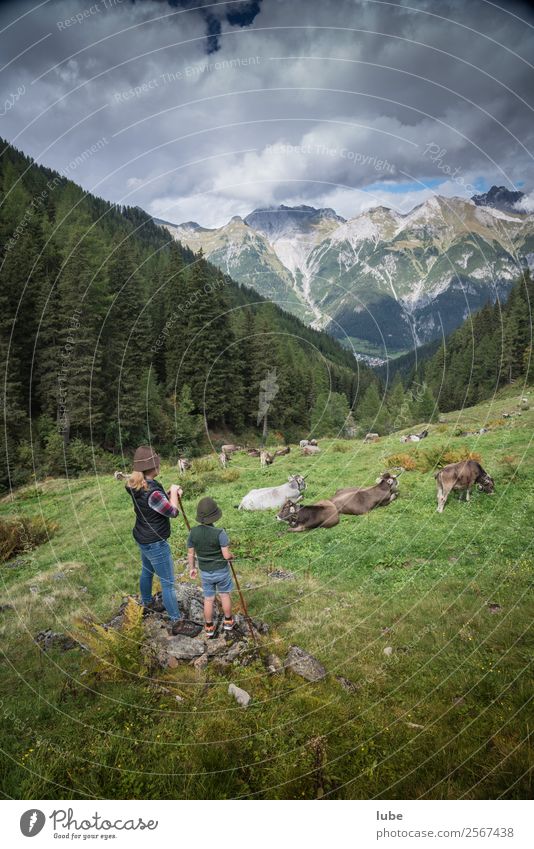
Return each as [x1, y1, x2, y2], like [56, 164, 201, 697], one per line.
[147, 489, 179, 518]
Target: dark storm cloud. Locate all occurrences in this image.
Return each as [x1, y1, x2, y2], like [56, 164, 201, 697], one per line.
[0, 0, 533, 225]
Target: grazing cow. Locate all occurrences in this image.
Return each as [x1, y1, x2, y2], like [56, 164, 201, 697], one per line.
[302, 444, 321, 455]
[237, 474, 306, 511]
[177, 457, 191, 474]
[114, 470, 128, 481]
[219, 451, 229, 469]
[331, 472, 399, 515]
[274, 446, 291, 457]
[435, 460, 495, 513]
[247, 448, 261, 457]
[364, 433, 380, 443]
[277, 498, 339, 532]
[222, 443, 242, 455]
[260, 449, 274, 467]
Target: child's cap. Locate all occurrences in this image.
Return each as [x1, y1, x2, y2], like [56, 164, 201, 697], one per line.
[196, 496, 222, 524]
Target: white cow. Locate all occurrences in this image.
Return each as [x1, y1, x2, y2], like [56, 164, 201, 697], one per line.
[302, 444, 321, 455]
[237, 474, 306, 511]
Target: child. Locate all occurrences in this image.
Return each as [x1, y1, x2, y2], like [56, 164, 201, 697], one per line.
[187, 497, 235, 637]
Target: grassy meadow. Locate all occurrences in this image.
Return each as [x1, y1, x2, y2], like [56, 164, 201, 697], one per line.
[0, 387, 533, 800]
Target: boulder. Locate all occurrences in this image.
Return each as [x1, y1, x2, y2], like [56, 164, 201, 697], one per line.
[35, 629, 79, 652]
[284, 646, 326, 682]
[167, 635, 205, 661]
[228, 683, 251, 707]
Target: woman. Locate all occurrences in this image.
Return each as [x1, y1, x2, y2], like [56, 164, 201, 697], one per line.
[125, 445, 199, 636]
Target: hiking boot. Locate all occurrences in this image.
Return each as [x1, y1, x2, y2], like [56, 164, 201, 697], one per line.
[204, 622, 216, 639]
[223, 616, 235, 632]
[141, 601, 156, 618]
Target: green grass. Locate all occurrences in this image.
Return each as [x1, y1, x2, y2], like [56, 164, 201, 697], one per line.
[0, 388, 533, 799]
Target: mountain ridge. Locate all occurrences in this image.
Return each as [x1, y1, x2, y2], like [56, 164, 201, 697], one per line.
[157, 189, 534, 355]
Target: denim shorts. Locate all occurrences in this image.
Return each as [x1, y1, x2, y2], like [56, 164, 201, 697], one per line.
[200, 565, 234, 597]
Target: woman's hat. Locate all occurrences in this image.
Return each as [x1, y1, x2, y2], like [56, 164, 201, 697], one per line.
[196, 496, 222, 524]
[133, 445, 160, 472]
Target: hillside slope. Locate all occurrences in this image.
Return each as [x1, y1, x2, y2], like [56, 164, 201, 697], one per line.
[1, 387, 533, 799]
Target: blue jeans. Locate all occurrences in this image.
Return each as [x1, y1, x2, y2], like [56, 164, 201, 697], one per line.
[138, 540, 181, 622]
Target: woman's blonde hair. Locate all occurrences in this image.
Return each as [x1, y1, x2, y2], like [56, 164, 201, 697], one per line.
[127, 470, 149, 491]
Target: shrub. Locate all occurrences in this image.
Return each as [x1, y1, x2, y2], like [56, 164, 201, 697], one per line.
[74, 597, 148, 680]
[66, 439, 95, 474]
[0, 515, 57, 563]
[384, 452, 417, 471]
[219, 468, 240, 483]
[191, 456, 219, 474]
[331, 442, 351, 453]
[416, 445, 481, 473]
[487, 418, 506, 429]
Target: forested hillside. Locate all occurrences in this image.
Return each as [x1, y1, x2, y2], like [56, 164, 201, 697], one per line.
[382, 272, 533, 411]
[0, 140, 377, 490]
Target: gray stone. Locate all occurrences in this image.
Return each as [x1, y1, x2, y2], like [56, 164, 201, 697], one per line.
[336, 675, 359, 693]
[166, 634, 205, 661]
[268, 569, 295, 581]
[228, 683, 251, 707]
[285, 646, 326, 682]
[35, 629, 79, 652]
[265, 653, 283, 674]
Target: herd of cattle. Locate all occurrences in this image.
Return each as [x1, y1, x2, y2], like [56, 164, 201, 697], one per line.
[173, 440, 496, 531]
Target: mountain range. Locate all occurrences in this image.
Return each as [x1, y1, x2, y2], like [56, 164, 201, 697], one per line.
[156, 187, 534, 359]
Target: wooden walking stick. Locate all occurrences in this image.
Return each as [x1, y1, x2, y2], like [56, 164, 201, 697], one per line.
[177, 494, 258, 644]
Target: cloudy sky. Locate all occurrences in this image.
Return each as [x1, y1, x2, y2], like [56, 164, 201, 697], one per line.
[1, 0, 534, 226]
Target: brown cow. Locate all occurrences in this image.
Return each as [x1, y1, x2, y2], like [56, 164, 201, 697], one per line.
[277, 498, 339, 532]
[331, 472, 399, 515]
[222, 443, 242, 455]
[302, 444, 321, 455]
[247, 448, 261, 457]
[435, 460, 495, 513]
[274, 446, 291, 457]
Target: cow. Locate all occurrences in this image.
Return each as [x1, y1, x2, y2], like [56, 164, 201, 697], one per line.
[260, 449, 274, 467]
[114, 470, 128, 481]
[331, 472, 400, 515]
[219, 451, 229, 469]
[222, 443, 242, 455]
[274, 446, 291, 457]
[400, 429, 429, 444]
[364, 433, 380, 443]
[277, 498, 339, 532]
[177, 457, 191, 474]
[299, 439, 310, 448]
[435, 460, 495, 513]
[302, 444, 321, 455]
[247, 448, 261, 457]
[237, 474, 306, 511]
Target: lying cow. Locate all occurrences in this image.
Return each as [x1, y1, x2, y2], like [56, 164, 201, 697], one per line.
[277, 498, 339, 532]
[400, 429, 429, 444]
[299, 439, 318, 448]
[177, 457, 191, 474]
[222, 443, 242, 455]
[331, 472, 399, 515]
[364, 433, 380, 443]
[274, 446, 291, 457]
[435, 460, 495, 513]
[302, 444, 321, 455]
[237, 474, 306, 511]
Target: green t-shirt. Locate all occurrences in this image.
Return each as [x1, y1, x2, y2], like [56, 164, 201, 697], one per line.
[187, 523, 229, 572]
